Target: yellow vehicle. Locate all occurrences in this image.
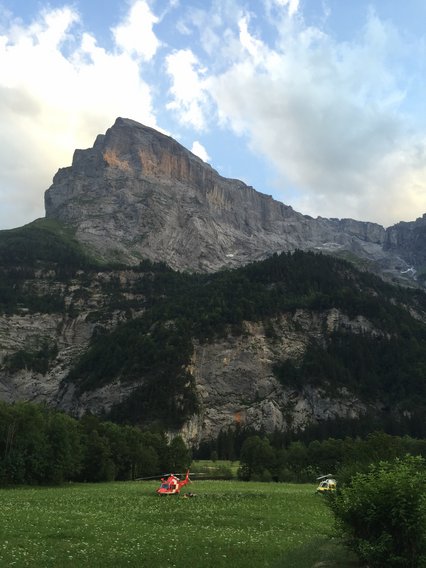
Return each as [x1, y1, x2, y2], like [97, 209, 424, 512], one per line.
[316, 474, 337, 493]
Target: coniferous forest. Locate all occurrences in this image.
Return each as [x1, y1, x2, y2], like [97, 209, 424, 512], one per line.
[0, 401, 190, 485]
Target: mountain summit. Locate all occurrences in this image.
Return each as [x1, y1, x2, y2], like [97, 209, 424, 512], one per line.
[45, 117, 425, 282]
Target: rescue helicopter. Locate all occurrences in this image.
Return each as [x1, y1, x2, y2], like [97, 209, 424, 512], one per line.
[136, 470, 193, 495]
[316, 474, 337, 493]
[156, 470, 191, 496]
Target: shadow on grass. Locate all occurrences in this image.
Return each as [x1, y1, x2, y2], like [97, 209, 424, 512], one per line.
[274, 537, 360, 568]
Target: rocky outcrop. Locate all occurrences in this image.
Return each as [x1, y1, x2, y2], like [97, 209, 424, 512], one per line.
[45, 118, 423, 284]
[60, 308, 381, 446]
[44, 118, 325, 271]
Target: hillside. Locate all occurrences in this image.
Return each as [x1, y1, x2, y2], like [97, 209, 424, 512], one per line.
[1, 118, 426, 445]
[1, 223, 425, 445]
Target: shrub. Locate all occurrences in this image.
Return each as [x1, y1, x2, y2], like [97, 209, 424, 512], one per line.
[328, 455, 426, 567]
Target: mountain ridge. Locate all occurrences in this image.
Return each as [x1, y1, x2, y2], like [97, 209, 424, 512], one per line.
[44, 117, 425, 285]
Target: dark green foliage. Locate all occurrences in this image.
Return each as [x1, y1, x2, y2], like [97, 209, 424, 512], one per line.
[130, 250, 426, 339]
[167, 435, 192, 472]
[0, 403, 51, 484]
[273, 331, 426, 408]
[196, 425, 248, 461]
[295, 410, 426, 443]
[69, 319, 193, 390]
[0, 219, 95, 269]
[0, 219, 97, 314]
[108, 370, 199, 429]
[136, 259, 173, 273]
[2, 243, 426, 433]
[68, 319, 198, 427]
[46, 411, 83, 484]
[5, 341, 58, 374]
[0, 402, 190, 485]
[238, 436, 276, 481]
[65, 251, 426, 429]
[328, 456, 426, 567]
[234, 430, 426, 483]
[83, 429, 116, 482]
[0, 266, 65, 314]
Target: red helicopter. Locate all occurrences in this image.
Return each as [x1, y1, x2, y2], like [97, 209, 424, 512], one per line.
[156, 470, 191, 496]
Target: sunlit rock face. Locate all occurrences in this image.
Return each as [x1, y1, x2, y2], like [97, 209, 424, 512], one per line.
[45, 117, 305, 272]
[45, 117, 422, 283]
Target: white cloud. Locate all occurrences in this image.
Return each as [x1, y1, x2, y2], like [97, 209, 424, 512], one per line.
[0, 4, 159, 229]
[175, 2, 243, 60]
[165, 48, 210, 130]
[207, 9, 425, 225]
[238, 16, 265, 64]
[191, 141, 210, 162]
[112, 0, 160, 61]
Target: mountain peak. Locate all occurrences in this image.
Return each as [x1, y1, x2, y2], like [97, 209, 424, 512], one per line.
[44, 118, 298, 271]
[44, 118, 424, 282]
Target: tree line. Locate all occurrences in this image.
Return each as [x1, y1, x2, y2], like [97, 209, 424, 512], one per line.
[0, 402, 190, 485]
[273, 330, 426, 410]
[236, 430, 426, 483]
[2, 399, 426, 494]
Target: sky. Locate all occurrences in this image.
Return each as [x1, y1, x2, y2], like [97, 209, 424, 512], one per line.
[0, 0, 425, 230]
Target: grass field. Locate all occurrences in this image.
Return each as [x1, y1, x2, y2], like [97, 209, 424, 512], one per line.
[0, 481, 359, 567]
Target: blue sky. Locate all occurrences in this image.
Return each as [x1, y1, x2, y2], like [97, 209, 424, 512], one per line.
[0, 0, 425, 229]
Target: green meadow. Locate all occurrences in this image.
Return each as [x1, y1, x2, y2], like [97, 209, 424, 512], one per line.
[0, 481, 358, 567]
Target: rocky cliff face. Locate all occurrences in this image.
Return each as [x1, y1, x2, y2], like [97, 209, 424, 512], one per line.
[182, 312, 373, 446]
[45, 118, 423, 284]
[0, 265, 373, 446]
[0, 268, 144, 407]
[2, 257, 415, 447]
[385, 214, 426, 268]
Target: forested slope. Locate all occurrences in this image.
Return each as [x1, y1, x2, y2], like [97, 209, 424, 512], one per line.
[1, 220, 426, 442]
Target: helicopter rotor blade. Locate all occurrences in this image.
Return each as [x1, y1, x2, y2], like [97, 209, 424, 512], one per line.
[134, 476, 161, 481]
[134, 472, 190, 481]
[135, 470, 209, 482]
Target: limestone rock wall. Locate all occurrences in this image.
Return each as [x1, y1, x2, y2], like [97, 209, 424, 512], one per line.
[44, 118, 422, 284]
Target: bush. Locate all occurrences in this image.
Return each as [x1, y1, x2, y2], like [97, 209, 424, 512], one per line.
[328, 455, 426, 567]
